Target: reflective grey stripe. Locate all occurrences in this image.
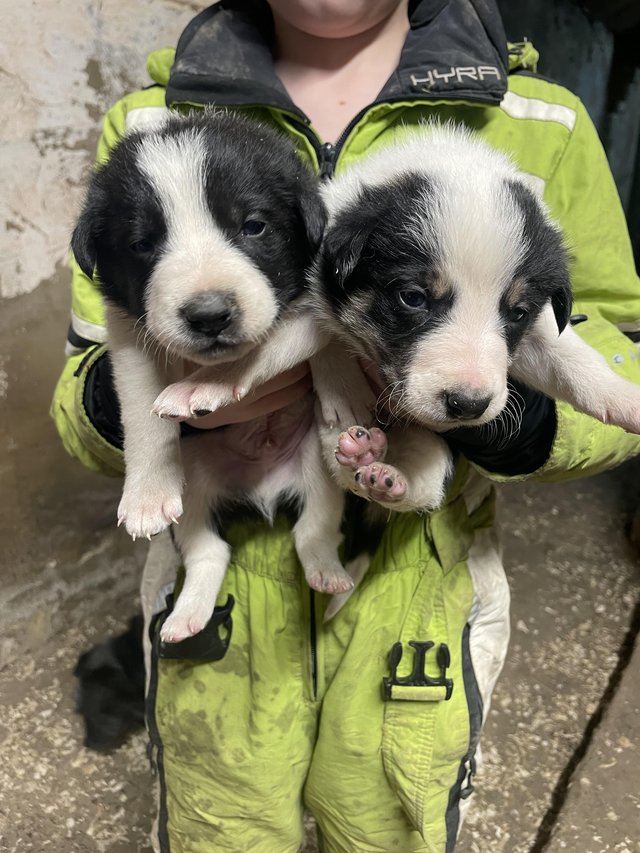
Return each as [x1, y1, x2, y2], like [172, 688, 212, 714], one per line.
[619, 321, 640, 342]
[71, 311, 107, 344]
[67, 323, 98, 349]
[64, 341, 85, 357]
[125, 105, 172, 134]
[500, 90, 577, 131]
[445, 623, 484, 852]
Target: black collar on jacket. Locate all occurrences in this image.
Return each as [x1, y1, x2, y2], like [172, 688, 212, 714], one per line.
[166, 0, 509, 117]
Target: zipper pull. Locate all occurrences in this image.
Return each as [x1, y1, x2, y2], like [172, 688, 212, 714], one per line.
[146, 740, 158, 776]
[460, 755, 477, 800]
[318, 142, 336, 180]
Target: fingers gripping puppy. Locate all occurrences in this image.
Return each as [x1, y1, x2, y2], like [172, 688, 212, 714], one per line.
[311, 124, 640, 512]
[71, 112, 354, 643]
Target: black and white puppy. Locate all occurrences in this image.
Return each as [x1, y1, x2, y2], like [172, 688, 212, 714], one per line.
[72, 112, 362, 643]
[311, 124, 640, 510]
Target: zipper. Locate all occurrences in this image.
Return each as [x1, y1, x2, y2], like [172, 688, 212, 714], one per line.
[146, 740, 159, 776]
[309, 587, 318, 700]
[285, 106, 376, 181]
[459, 755, 477, 800]
[317, 142, 337, 180]
[283, 87, 501, 180]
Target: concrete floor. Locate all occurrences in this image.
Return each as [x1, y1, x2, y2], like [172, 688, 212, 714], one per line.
[2, 0, 640, 850]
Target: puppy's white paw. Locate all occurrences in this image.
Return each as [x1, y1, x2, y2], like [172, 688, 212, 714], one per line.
[160, 599, 215, 643]
[117, 483, 183, 540]
[599, 393, 640, 434]
[153, 381, 243, 421]
[335, 426, 387, 469]
[304, 564, 354, 595]
[152, 382, 198, 421]
[317, 385, 377, 429]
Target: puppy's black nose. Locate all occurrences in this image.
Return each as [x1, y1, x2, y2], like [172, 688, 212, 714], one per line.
[445, 391, 492, 420]
[180, 292, 237, 339]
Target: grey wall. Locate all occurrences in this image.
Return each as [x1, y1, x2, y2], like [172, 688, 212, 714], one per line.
[0, 0, 201, 666]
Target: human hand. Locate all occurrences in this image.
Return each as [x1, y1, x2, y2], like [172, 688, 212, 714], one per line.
[182, 362, 312, 429]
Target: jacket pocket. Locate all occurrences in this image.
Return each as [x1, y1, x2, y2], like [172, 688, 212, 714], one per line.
[380, 577, 480, 853]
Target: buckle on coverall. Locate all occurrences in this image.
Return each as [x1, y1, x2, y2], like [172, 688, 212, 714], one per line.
[382, 640, 454, 701]
[157, 594, 235, 661]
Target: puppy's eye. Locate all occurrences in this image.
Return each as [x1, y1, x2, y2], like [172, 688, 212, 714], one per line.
[241, 220, 266, 237]
[398, 288, 429, 310]
[130, 237, 156, 255]
[508, 306, 529, 323]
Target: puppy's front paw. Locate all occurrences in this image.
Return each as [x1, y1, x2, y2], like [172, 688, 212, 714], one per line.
[153, 381, 243, 421]
[317, 385, 377, 429]
[117, 482, 183, 540]
[335, 426, 387, 469]
[152, 382, 199, 421]
[352, 462, 407, 504]
[600, 394, 640, 434]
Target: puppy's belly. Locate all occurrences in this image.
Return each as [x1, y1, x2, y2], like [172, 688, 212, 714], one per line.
[181, 393, 315, 496]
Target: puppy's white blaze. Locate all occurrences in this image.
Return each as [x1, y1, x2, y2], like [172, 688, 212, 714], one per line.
[136, 131, 278, 352]
[405, 301, 509, 426]
[411, 174, 528, 297]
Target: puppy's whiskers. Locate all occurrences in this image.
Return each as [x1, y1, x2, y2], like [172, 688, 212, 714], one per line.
[480, 383, 524, 449]
[376, 380, 406, 426]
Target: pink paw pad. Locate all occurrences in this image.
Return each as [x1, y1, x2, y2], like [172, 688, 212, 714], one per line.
[336, 426, 387, 470]
[354, 462, 407, 503]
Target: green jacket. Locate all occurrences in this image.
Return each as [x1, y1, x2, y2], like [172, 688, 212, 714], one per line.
[51, 1, 640, 483]
[53, 4, 640, 849]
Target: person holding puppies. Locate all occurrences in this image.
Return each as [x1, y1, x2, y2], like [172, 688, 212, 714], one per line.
[53, 1, 640, 850]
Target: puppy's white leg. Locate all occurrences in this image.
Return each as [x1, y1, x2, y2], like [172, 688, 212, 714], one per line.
[107, 308, 184, 539]
[160, 471, 230, 644]
[323, 552, 372, 621]
[512, 304, 640, 433]
[310, 340, 377, 428]
[294, 427, 353, 594]
[153, 310, 329, 419]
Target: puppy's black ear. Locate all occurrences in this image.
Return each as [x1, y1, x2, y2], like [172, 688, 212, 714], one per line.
[321, 207, 380, 291]
[324, 225, 369, 288]
[71, 205, 99, 280]
[298, 190, 327, 255]
[551, 280, 572, 334]
[71, 174, 108, 279]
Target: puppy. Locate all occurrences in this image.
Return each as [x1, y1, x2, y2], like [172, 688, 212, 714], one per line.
[71, 112, 362, 643]
[74, 615, 145, 750]
[310, 123, 640, 513]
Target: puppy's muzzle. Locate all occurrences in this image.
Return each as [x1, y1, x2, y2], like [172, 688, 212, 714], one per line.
[180, 291, 239, 342]
[444, 389, 492, 421]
